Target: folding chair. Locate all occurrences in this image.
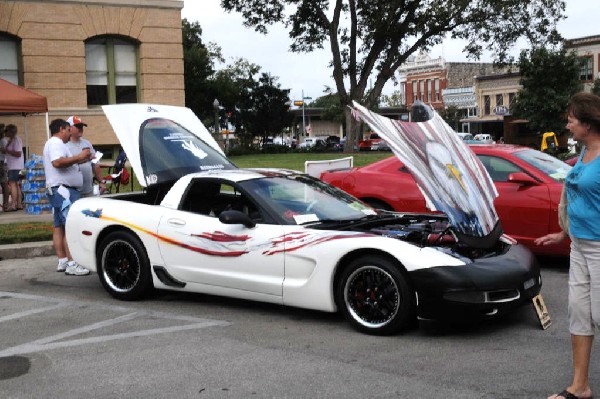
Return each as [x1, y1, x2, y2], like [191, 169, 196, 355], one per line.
[103, 150, 127, 194]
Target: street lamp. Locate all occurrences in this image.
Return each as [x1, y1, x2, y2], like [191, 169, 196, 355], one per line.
[213, 99, 220, 142]
[301, 90, 312, 138]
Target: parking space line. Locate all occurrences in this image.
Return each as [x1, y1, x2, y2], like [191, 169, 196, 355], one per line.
[0, 303, 68, 323]
[0, 291, 230, 358]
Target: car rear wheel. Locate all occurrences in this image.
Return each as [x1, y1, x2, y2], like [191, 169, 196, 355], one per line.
[336, 255, 415, 335]
[97, 230, 152, 301]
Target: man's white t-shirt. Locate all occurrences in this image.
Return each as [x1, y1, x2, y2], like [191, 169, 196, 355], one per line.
[43, 136, 83, 188]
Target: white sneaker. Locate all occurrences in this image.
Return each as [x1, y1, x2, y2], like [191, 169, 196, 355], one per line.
[65, 263, 90, 276]
[56, 261, 68, 272]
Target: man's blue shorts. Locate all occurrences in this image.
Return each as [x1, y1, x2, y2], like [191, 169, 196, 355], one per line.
[47, 186, 81, 228]
[7, 169, 20, 182]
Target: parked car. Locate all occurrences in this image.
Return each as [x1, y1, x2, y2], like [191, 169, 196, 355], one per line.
[473, 134, 495, 144]
[65, 104, 541, 335]
[358, 132, 383, 151]
[321, 144, 571, 256]
[299, 137, 327, 149]
[565, 154, 579, 166]
[456, 132, 473, 140]
[370, 139, 391, 151]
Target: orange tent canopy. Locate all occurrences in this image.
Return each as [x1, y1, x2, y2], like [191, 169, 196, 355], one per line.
[0, 78, 47, 114]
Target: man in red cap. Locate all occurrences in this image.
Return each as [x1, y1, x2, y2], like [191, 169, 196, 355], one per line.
[66, 116, 106, 197]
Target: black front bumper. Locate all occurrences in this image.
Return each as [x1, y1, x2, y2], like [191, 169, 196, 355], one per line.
[410, 243, 541, 321]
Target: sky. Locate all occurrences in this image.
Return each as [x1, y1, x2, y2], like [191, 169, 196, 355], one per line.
[182, 1, 600, 103]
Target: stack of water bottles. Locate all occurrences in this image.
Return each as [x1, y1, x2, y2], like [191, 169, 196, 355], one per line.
[22, 154, 52, 215]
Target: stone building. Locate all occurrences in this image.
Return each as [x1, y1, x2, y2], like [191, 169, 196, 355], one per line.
[472, 72, 521, 140]
[565, 34, 600, 93]
[0, 0, 184, 158]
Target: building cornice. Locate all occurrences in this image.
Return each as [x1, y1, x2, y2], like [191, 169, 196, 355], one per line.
[565, 34, 600, 48]
[9, 0, 183, 9]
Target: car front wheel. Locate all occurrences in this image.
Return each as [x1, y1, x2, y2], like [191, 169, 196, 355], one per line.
[97, 230, 152, 301]
[336, 255, 415, 335]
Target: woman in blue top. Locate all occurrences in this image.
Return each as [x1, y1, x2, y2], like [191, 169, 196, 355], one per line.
[536, 92, 600, 399]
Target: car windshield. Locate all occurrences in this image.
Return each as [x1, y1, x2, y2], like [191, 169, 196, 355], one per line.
[239, 174, 377, 225]
[140, 118, 236, 185]
[513, 149, 571, 182]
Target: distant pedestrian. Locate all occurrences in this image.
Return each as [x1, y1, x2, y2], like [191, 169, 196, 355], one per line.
[43, 118, 92, 276]
[0, 126, 9, 211]
[3, 124, 24, 211]
[66, 116, 106, 197]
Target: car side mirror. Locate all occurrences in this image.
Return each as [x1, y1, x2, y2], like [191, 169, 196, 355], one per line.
[218, 210, 256, 228]
[507, 172, 539, 185]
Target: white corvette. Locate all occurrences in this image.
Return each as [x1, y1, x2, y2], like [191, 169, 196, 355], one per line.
[65, 104, 541, 335]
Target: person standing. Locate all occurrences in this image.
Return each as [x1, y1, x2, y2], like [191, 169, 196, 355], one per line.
[65, 116, 106, 197]
[43, 118, 92, 276]
[0, 126, 9, 211]
[4, 124, 24, 211]
[535, 92, 600, 399]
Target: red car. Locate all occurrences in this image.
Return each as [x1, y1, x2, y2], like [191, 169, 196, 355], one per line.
[321, 144, 571, 256]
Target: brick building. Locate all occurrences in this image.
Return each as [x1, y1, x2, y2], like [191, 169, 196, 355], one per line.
[0, 0, 184, 158]
[397, 53, 446, 110]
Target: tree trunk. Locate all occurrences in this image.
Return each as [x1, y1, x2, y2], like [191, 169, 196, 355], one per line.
[343, 107, 360, 153]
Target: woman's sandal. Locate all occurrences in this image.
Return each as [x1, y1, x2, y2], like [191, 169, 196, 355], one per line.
[551, 390, 593, 399]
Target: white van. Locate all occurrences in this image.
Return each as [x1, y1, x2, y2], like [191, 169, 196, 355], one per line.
[473, 134, 494, 144]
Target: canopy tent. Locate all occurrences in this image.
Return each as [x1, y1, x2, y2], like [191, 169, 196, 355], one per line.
[0, 78, 49, 156]
[0, 78, 47, 114]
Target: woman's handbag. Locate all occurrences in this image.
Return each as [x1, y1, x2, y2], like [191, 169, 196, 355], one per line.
[558, 184, 569, 232]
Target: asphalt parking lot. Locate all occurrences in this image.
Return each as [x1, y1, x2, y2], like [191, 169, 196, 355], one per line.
[0, 254, 598, 398]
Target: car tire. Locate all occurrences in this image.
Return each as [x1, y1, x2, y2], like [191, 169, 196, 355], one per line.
[97, 230, 153, 301]
[336, 255, 416, 335]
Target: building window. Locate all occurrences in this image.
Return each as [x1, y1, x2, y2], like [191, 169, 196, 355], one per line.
[427, 80, 433, 103]
[0, 33, 20, 84]
[578, 56, 593, 81]
[435, 79, 440, 101]
[484, 95, 491, 115]
[412, 81, 417, 102]
[86, 36, 138, 106]
[508, 92, 516, 110]
[419, 80, 425, 101]
[496, 94, 504, 107]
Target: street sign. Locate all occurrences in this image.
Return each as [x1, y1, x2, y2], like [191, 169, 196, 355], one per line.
[294, 100, 304, 106]
[493, 105, 508, 115]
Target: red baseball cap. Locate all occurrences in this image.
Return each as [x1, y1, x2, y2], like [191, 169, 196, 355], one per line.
[66, 116, 87, 127]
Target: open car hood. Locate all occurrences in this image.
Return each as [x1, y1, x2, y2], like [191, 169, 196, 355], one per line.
[351, 101, 500, 245]
[102, 104, 235, 188]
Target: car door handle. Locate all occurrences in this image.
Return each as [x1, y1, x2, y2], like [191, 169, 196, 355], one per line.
[167, 218, 186, 226]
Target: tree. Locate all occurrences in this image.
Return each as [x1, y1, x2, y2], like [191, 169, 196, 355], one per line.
[381, 91, 405, 107]
[310, 93, 344, 125]
[511, 47, 582, 135]
[182, 19, 220, 121]
[439, 106, 462, 131]
[239, 73, 293, 145]
[592, 78, 600, 97]
[221, 0, 566, 152]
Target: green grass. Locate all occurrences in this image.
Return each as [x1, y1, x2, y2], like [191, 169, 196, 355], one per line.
[229, 151, 392, 170]
[2, 152, 392, 245]
[0, 222, 54, 245]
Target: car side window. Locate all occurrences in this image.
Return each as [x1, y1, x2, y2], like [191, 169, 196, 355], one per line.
[477, 155, 523, 182]
[180, 181, 262, 221]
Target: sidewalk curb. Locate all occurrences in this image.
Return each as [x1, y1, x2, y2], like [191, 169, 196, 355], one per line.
[0, 241, 55, 261]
